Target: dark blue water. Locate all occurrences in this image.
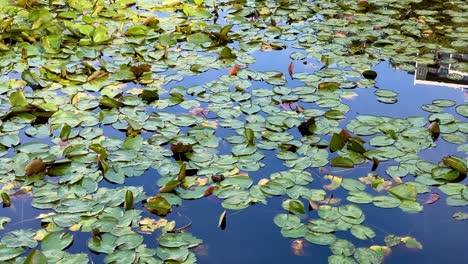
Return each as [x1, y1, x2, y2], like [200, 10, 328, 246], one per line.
[1, 47, 466, 263]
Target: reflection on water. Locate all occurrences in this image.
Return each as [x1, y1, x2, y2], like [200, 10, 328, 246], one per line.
[415, 53, 468, 89]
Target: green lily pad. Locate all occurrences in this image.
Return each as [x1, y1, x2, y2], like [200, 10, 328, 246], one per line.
[455, 104, 468, 117]
[388, 184, 417, 201]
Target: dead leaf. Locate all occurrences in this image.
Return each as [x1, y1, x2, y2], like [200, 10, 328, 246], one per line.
[308, 200, 319, 211]
[339, 129, 352, 141]
[295, 104, 304, 113]
[218, 209, 227, 230]
[189, 107, 209, 116]
[196, 177, 208, 186]
[211, 175, 224, 182]
[288, 61, 294, 77]
[258, 178, 269, 185]
[87, 70, 108, 82]
[142, 16, 157, 26]
[371, 157, 380, 171]
[139, 218, 168, 233]
[323, 175, 342, 190]
[228, 64, 241, 76]
[393, 177, 403, 184]
[204, 186, 218, 197]
[25, 158, 46, 176]
[425, 193, 440, 204]
[130, 63, 151, 78]
[428, 121, 440, 141]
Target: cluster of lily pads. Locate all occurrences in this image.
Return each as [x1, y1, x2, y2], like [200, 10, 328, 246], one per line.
[0, 0, 466, 263]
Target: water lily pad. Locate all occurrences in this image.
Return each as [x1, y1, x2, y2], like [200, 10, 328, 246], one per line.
[350, 225, 375, 240]
[388, 184, 417, 201]
[330, 239, 355, 256]
[159, 233, 202, 248]
[330, 157, 354, 168]
[42, 232, 73, 251]
[455, 104, 468, 117]
[304, 232, 336, 245]
[432, 99, 456, 107]
[374, 89, 397, 98]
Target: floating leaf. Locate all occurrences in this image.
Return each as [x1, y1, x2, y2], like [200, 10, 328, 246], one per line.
[452, 211, 468, 220]
[318, 82, 339, 92]
[330, 157, 354, 168]
[24, 249, 48, 264]
[145, 196, 171, 216]
[41, 232, 73, 251]
[455, 104, 468, 117]
[350, 225, 375, 240]
[282, 199, 306, 215]
[0, 245, 24, 261]
[401, 236, 423, 250]
[432, 167, 462, 182]
[388, 184, 417, 201]
[442, 156, 467, 175]
[9, 90, 28, 107]
[384, 235, 401, 247]
[159, 233, 202, 248]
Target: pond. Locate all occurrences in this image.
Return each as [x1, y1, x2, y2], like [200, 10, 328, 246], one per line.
[0, 0, 467, 263]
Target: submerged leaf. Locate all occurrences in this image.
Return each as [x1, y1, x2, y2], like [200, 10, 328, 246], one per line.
[424, 193, 440, 204]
